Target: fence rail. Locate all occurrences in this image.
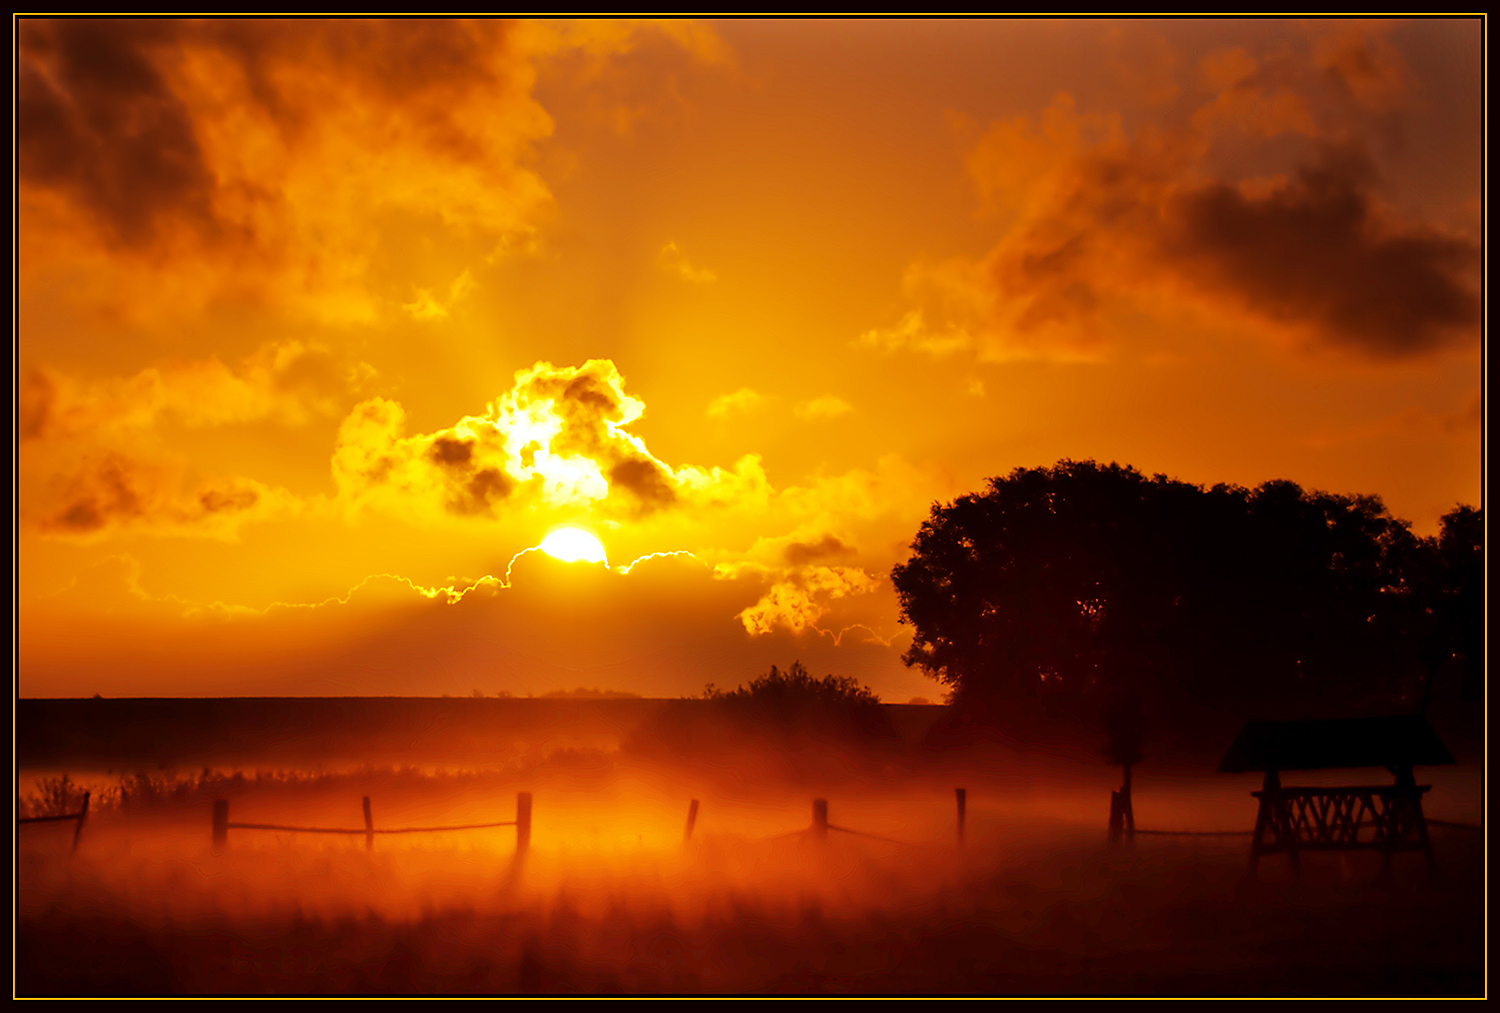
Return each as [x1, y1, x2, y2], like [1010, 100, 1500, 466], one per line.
[749, 792, 967, 848]
[16, 792, 90, 853]
[211, 793, 532, 854]
[19, 785, 1482, 873]
[226, 820, 519, 835]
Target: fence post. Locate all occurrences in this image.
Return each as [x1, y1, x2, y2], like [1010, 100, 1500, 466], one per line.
[362, 796, 374, 851]
[812, 798, 828, 841]
[72, 791, 91, 854]
[955, 787, 966, 846]
[516, 791, 532, 855]
[684, 798, 700, 844]
[212, 799, 229, 852]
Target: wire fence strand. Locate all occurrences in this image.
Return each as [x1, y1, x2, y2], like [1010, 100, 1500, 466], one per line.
[226, 820, 518, 835]
[827, 824, 914, 845]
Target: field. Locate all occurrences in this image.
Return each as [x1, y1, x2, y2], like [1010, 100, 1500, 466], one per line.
[15, 699, 1486, 997]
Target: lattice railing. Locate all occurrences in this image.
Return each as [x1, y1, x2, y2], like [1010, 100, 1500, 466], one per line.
[1252, 785, 1430, 853]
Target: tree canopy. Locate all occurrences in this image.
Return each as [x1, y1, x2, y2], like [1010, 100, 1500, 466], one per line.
[891, 460, 1477, 722]
[702, 662, 892, 740]
[623, 662, 896, 782]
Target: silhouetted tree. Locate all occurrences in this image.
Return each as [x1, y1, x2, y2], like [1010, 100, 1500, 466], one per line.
[891, 460, 1444, 725]
[704, 662, 891, 740]
[1422, 505, 1484, 703]
[623, 663, 897, 780]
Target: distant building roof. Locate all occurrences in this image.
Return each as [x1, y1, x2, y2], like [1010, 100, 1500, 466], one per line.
[1218, 715, 1456, 773]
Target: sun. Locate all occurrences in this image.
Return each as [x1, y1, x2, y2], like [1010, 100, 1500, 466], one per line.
[538, 526, 608, 565]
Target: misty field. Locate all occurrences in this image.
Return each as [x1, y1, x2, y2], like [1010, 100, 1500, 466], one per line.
[16, 745, 1484, 997]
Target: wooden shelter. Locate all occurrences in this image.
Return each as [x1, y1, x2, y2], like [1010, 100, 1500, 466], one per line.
[1219, 715, 1454, 881]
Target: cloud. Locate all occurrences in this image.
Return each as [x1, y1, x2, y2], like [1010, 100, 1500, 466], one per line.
[733, 564, 881, 639]
[1311, 21, 1407, 110]
[794, 396, 853, 421]
[320, 366, 949, 651]
[402, 269, 477, 322]
[1161, 149, 1480, 357]
[857, 310, 974, 358]
[781, 533, 858, 566]
[17, 19, 723, 323]
[705, 387, 766, 419]
[35, 453, 302, 541]
[866, 31, 1479, 363]
[658, 241, 717, 284]
[20, 543, 922, 701]
[19, 341, 355, 539]
[1192, 46, 1318, 138]
[22, 349, 956, 570]
[20, 340, 356, 442]
[333, 359, 770, 524]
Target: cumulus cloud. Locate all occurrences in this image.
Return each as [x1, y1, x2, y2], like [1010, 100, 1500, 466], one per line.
[22, 348, 954, 563]
[733, 564, 881, 639]
[333, 359, 771, 524]
[711, 529, 888, 643]
[865, 28, 1479, 363]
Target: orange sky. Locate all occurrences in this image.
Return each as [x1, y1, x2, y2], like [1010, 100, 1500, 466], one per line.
[16, 19, 1483, 700]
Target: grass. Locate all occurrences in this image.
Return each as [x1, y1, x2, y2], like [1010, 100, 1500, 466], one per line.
[15, 759, 1484, 997]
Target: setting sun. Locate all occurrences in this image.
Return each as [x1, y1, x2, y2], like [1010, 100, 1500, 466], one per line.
[539, 526, 609, 565]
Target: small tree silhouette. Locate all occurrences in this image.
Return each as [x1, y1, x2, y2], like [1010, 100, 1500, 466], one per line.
[705, 662, 892, 742]
[706, 661, 881, 707]
[626, 662, 895, 778]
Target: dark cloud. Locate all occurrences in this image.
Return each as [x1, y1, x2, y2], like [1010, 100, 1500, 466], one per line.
[883, 34, 1479, 364]
[47, 457, 149, 534]
[17, 19, 526, 250]
[18, 371, 57, 442]
[16, 18, 559, 325]
[36, 453, 289, 539]
[18, 19, 217, 246]
[784, 534, 857, 565]
[425, 436, 517, 517]
[608, 457, 678, 510]
[200, 487, 260, 514]
[428, 437, 475, 466]
[450, 467, 517, 517]
[1167, 149, 1480, 357]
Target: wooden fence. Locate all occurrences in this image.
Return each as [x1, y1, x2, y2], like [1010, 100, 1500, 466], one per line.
[16, 792, 90, 853]
[209, 792, 532, 854]
[19, 785, 1480, 878]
